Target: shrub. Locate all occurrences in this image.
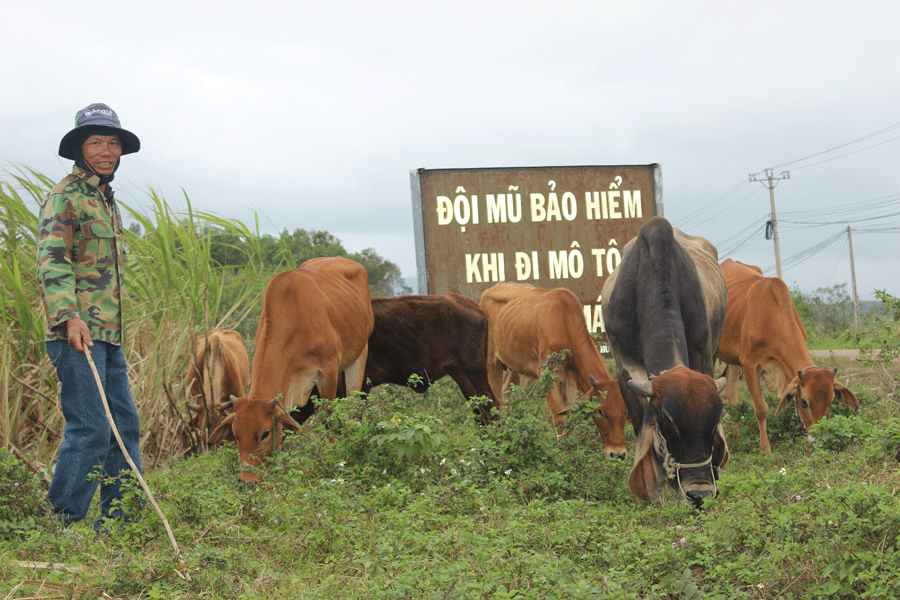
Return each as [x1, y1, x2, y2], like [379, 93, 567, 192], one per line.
[370, 414, 449, 466]
[858, 289, 900, 380]
[810, 414, 869, 452]
[0, 449, 50, 538]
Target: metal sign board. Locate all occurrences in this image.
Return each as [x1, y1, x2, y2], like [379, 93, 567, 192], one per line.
[410, 164, 661, 338]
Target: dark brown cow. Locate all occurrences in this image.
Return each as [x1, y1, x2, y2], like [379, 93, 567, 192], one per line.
[363, 294, 498, 423]
[715, 258, 858, 453]
[270, 293, 501, 429]
[185, 329, 250, 431]
[209, 257, 374, 481]
[602, 216, 729, 507]
[480, 282, 629, 460]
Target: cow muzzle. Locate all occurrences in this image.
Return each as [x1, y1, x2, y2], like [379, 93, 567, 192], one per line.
[654, 431, 718, 508]
[685, 487, 715, 507]
[605, 448, 627, 461]
[239, 452, 266, 482]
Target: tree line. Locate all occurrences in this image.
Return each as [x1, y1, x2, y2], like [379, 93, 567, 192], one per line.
[128, 222, 410, 298]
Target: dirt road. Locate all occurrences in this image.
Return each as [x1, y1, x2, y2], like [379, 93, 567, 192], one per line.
[810, 349, 861, 359]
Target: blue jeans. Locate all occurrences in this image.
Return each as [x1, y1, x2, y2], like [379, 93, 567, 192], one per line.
[45, 340, 142, 529]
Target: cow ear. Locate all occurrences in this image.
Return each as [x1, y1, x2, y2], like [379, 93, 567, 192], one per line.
[208, 413, 236, 445]
[712, 423, 730, 471]
[833, 381, 859, 409]
[628, 420, 665, 506]
[775, 376, 800, 416]
[277, 412, 303, 432]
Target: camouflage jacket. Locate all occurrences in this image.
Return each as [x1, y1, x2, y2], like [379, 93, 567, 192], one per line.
[37, 167, 126, 345]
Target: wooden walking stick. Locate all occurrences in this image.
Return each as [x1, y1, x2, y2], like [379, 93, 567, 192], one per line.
[84, 348, 190, 581]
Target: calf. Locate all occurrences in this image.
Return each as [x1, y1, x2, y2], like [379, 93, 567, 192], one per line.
[480, 282, 629, 460]
[184, 329, 249, 432]
[715, 258, 858, 453]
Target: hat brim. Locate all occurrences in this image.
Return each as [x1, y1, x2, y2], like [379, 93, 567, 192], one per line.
[58, 125, 140, 160]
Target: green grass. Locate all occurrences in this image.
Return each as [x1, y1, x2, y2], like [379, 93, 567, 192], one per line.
[3, 359, 899, 599]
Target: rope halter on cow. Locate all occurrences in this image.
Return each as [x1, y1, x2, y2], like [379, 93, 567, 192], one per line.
[653, 427, 716, 499]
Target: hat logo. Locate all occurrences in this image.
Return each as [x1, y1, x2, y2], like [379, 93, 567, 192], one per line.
[84, 108, 114, 118]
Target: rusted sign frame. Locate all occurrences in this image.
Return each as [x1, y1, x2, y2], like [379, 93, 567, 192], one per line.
[410, 164, 661, 335]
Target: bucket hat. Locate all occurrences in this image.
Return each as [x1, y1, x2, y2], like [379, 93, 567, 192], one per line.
[58, 103, 140, 160]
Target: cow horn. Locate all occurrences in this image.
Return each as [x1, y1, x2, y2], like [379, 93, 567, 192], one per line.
[220, 396, 236, 410]
[270, 397, 282, 409]
[628, 379, 654, 398]
[715, 376, 727, 394]
[186, 401, 201, 412]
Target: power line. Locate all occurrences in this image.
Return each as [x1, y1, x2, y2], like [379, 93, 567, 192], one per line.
[788, 135, 900, 173]
[762, 225, 895, 281]
[768, 122, 900, 171]
[780, 211, 900, 227]
[776, 229, 846, 273]
[779, 193, 900, 221]
[685, 186, 762, 230]
[852, 225, 900, 234]
[716, 219, 768, 258]
[779, 196, 900, 228]
[677, 180, 752, 229]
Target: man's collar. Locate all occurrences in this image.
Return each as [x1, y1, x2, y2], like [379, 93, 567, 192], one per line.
[71, 165, 105, 191]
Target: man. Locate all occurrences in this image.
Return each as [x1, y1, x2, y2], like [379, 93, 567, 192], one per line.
[37, 103, 143, 531]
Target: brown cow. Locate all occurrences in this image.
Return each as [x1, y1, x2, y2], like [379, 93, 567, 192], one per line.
[209, 257, 374, 481]
[715, 258, 858, 454]
[184, 329, 250, 431]
[602, 217, 729, 507]
[480, 282, 629, 460]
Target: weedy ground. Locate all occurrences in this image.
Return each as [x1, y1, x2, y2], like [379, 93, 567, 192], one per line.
[2, 354, 898, 599]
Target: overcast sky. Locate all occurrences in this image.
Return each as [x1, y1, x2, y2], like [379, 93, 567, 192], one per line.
[2, 1, 898, 301]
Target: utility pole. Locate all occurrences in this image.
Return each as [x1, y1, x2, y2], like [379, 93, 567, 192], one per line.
[847, 226, 861, 330]
[749, 169, 790, 279]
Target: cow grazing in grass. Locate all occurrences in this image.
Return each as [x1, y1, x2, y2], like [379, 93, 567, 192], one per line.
[362, 294, 498, 423]
[185, 329, 250, 432]
[602, 216, 729, 507]
[266, 293, 500, 431]
[715, 258, 858, 453]
[209, 257, 374, 481]
[480, 282, 629, 460]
